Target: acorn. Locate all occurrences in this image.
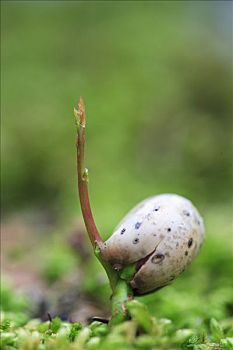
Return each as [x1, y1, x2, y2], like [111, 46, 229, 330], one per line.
[100, 194, 205, 295]
[74, 98, 205, 300]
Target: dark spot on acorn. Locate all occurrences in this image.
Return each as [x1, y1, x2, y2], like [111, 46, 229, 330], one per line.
[176, 242, 179, 247]
[154, 206, 160, 211]
[188, 238, 193, 248]
[183, 210, 190, 217]
[185, 251, 188, 256]
[151, 253, 165, 264]
[133, 238, 139, 244]
[167, 227, 171, 232]
[120, 228, 126, 235]
[135, 222, 142, 229]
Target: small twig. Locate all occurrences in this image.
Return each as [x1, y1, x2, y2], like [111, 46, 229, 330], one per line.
[90, 317, 109, 324]
[47, 313, 52, 322]
[74, 97, 103, 247]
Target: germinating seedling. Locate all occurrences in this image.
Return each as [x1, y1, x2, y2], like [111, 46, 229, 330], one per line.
[74, 97, 205, 326]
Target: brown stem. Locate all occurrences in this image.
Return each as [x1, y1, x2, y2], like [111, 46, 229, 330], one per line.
[74, 98, 134, 321]
[74, 97, 102, 247]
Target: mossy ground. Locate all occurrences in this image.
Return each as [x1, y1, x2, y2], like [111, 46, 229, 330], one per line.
[1, 307, 233, 350]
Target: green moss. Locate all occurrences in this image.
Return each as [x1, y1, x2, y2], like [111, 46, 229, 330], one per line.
[1, 312, 232, 350]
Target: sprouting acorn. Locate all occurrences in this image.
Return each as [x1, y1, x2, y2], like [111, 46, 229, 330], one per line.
[75, 98, 205, 323]
[100, 194, 205, 295]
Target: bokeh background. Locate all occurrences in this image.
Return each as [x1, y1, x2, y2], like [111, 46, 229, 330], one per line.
[1, 0, 232, 328]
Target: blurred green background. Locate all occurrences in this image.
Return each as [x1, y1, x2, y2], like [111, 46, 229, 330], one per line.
[1, 0, 232, 329]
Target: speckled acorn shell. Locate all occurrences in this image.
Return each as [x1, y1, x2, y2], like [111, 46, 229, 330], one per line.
[100, 194, 205, 295]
